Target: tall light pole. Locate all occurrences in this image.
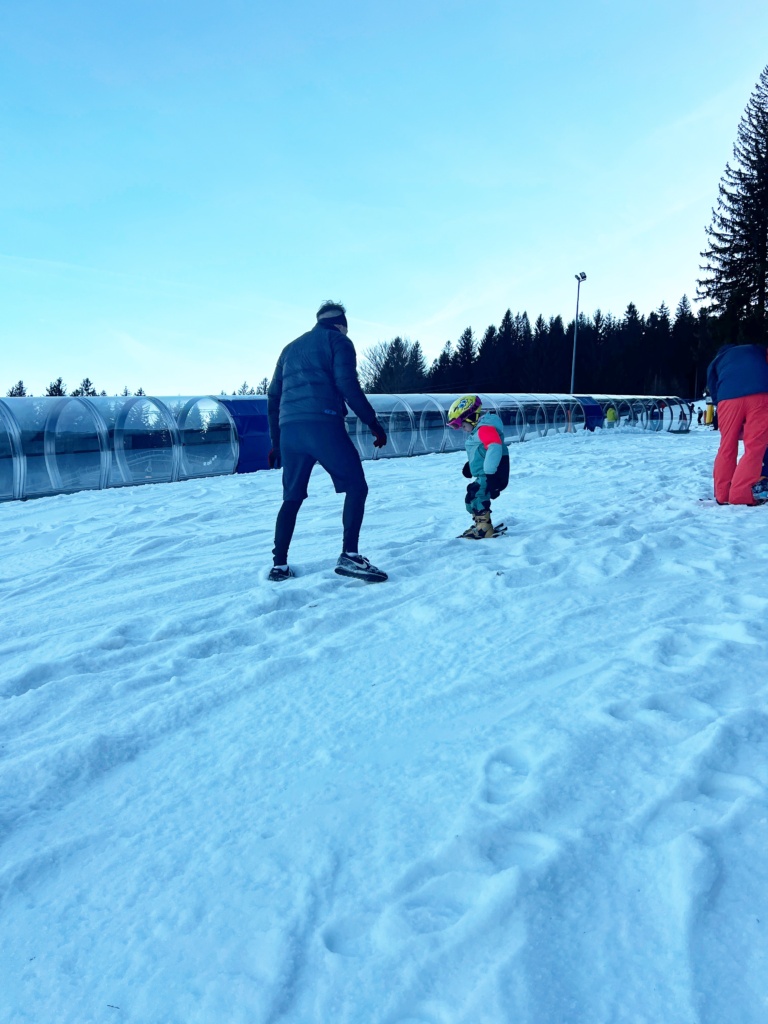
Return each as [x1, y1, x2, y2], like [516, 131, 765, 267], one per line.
[570, 272, 587, 394]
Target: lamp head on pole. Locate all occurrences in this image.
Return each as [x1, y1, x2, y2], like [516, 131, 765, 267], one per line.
[575, 272, 587, 282]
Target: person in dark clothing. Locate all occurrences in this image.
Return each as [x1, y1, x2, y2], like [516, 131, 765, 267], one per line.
[706, 343, 768, 505]
[267, 301, 389, 582]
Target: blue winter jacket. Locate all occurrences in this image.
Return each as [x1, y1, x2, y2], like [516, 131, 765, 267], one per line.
[706, 344, 768, 404]
[268, 323, 379, 443]
[465, 412, 509, 478]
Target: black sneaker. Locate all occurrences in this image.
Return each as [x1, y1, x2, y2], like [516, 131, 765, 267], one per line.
[334, 553, 388, 583]
[268, 565, 296, 582]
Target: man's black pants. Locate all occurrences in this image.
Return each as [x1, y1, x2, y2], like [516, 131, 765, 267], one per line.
[272, 419, 368, 565]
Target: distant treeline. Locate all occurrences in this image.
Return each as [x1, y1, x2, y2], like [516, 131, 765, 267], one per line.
[2, 300, 749, 403]
[4, 377, 271, 399]
[360, 296, 743, 399]
[5, 378, 143, 398]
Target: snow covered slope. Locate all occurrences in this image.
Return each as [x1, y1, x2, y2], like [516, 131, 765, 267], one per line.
[2, 428, 767, 1024]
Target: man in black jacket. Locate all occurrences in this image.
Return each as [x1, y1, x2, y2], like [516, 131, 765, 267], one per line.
[267, 301, 388, 582]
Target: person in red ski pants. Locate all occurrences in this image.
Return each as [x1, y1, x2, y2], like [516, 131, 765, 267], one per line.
[707, 343, 768, 505]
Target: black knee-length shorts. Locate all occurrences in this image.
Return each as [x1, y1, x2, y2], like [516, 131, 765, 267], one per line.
[280, 419, 368, 501]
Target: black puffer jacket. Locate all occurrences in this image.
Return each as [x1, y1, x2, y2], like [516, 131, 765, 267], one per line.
[268, 323, 378, 444]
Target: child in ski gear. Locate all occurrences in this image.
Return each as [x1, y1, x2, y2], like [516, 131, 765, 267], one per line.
[448, 395, 510, 538]
[267, 301, 389, 581]
[706, 343, 768, 505]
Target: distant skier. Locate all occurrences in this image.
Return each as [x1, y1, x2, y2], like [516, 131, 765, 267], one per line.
[448, 395, 510, 538]
[267, 301, 389, 581]
[706, 342, 768, 505]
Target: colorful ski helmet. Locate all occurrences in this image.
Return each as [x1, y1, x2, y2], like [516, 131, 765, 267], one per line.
[447, 394, 482, 429]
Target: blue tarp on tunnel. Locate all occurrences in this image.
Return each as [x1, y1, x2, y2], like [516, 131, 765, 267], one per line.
[218, 397, 271, 473]
[577, 397, 605, 432]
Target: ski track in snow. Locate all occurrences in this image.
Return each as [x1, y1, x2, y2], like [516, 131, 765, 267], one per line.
[1, 428, 768, 1023]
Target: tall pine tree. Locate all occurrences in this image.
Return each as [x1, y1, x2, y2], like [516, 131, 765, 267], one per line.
[71, 378, 97, 397]
[475, 325, 499, 393]
[451, 327, 476, 390]
[427, 341, 454, 391]
[698, 65, 768, 340]
[46, 377, 67, 396]
[671, 296, 698, 396]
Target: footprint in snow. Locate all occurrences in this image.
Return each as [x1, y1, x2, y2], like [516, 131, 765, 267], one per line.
[481, 748, 530, 805]
[322, 872, 478, 957]
[641, 767, 762, 846]
[321, 912, 377, 958]
[606, 692, 718, 743]
[392, 871, 479, 936]
[480, 828, 558, 872]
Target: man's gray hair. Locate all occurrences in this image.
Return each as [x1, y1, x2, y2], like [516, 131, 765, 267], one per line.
[316, 300, 347, 321]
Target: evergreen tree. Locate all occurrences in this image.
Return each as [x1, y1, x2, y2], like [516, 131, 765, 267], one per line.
[378, 338, 409, 392]
[6, 380, 27, 396]
[134, 387, 146, 396]
[671, 296, 698, 396]
[427, 341, 455, 391]
[698, 64, 768, 339]
[567, 311, 598, 393]
[529, 316, 549, 391]
[620, 303, 646, 392]
[237, 381, 256, 395]
[513, 312, 532, 389]
[120, 386, 131, 396]
[694, 307, 715, 397]
[547, 315, 569, 391]
[255, 377, 270, 394]
[495, 310, 517, 389]
[383, 337, 412, 392]
[71, 378, 97, 397]
[405, 341, 428, 391]
[451, 327, 476, 390]
[362, 337, 428, 393]
[644, 303, 672, 393]
[591, 309, 607, 389]
[475, 325, 499, 393]
[46, 377, 67, 396]
[602, 313, 624, 393]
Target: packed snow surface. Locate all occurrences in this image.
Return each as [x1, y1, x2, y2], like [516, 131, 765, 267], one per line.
[2, 427, 768, 1024]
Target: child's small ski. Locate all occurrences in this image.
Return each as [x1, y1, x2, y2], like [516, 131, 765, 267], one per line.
[456, 521, 509, 539]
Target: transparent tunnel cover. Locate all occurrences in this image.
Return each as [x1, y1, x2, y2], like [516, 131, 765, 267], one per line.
[0, 392, 689, 502]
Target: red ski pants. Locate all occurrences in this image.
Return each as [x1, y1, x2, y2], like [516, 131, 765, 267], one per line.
[713, 393, 768, 505]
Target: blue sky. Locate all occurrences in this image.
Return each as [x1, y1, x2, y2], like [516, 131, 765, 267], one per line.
[2, 0, 768, 396]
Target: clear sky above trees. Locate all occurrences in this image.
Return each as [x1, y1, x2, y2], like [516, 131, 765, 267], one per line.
[2, 0, 768, 395]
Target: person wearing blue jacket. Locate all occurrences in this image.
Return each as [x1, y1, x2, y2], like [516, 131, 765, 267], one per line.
[448, 395, 510, 538]
[267, 301, 388, 581]
[706, 342, 768, 505]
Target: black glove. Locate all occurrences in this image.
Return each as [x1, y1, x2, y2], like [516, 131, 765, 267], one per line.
[485, 455, 509, 499]
[461, 462, 472, 478]
[268, 447, 281, 469]
[465, 481, 480, 504]
[371, 420, 387, 449]
[486, 473, 502, 499]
